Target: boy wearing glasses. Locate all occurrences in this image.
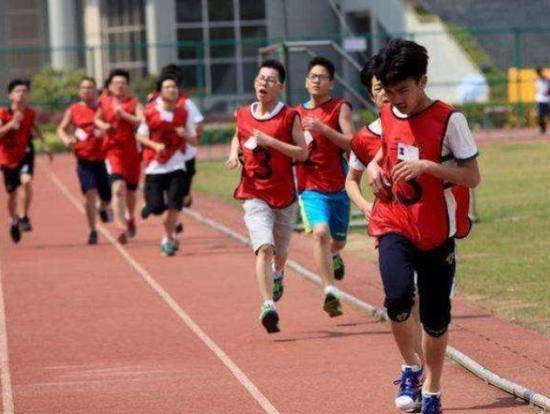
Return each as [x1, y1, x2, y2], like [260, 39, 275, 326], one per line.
[295, 57, 355, 317]
[226, 60, 308, 333]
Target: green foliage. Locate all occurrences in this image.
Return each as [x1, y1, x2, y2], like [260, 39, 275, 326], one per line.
[456, 102, 536, 129]
[132, 75, 157, 102]
[202, 124, 235, 144]
[30, 67, 87, 109]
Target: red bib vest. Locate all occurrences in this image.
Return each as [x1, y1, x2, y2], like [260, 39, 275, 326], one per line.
[100, 96, 139, 157]
[141, 102, 188, 165]
[295, 98, 349, 193]
[0, 107, 35, 168]
[69, 102, 105, 161]
[350, 121, 382, 168]
[234, 104, 298, 209]
[368, 102, 472, 250]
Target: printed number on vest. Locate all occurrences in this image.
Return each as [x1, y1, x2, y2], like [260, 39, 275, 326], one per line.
[253, 147, 272, 179]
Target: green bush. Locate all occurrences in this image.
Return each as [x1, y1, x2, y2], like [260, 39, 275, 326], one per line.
[30, 67, 87, 110]
[202, 124, 235, 144]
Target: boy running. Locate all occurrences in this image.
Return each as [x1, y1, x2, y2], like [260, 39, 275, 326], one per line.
[295, 56, 355, 317]
[0, 79, 52, 243]
[137, 74, 196, 256]
[95, 69, 143, 244]
[57, 77, 112, 244]
[366, 39, 480, 414]
[226, 60, 308, 333]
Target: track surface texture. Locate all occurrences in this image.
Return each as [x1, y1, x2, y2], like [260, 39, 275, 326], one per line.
[0, 154, 546, 413]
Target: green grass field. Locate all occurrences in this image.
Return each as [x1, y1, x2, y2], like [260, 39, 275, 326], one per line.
[193, 142, 550, 335]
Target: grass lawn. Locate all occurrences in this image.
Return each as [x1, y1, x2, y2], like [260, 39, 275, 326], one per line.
[194, 142, 550, 335]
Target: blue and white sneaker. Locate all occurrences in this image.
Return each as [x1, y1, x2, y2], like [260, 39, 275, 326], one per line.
[394, 366, 423, 412]
[421, 393, 442, 414]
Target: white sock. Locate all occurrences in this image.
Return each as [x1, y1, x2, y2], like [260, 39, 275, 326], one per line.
[422, 391, 441, 398]
[402, 364, 422, 372]
[324, 285, 337, 295]
[263, 299, 276, 309]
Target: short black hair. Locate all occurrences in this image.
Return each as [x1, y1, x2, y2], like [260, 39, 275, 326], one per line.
[308, 56, 335, 80]
[160, 64, 184, 88]
[106, 69, 130, 86]
[360, 54, 382, 95]
[155, 74, 180, 92]
[259, 59, 286, 83]
[80, 76, 96, 86]
[8, 79, 31, 93]
[374, 38, 428, 87]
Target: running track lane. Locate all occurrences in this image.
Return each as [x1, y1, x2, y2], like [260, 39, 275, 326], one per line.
[0, 155, 538, 413]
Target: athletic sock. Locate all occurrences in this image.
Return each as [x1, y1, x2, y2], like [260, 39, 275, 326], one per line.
[324, 285, 337, 295]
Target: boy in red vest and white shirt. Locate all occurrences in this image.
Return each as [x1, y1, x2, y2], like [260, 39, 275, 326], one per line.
[226, 60, 308, 333]
[137, 74, 196, 257]
[366, 39, 480, 414]
[295, 56, 356, 318]
[58, 77, 113, 245]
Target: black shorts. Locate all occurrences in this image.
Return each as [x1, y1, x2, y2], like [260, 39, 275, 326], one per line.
[144, 169, 187, 215]
[378, 232, 456, 337]
[77, 159, 112, 202]
[1, 143, 35, 193]
[109, 174, 139, 191]
[182, 157, 196, 197]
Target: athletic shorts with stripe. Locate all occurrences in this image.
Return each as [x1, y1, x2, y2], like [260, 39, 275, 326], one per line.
[243, 198, 297, 255]
[298, 190, 350, 241]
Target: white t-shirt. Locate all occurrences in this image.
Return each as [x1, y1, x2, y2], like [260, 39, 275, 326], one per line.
[349, 119, 382, 171]
[183, 98, 205, 161]
[137, 101, 196, 175]
[348, 109, 478, 171]
[535, 78, 550, 103]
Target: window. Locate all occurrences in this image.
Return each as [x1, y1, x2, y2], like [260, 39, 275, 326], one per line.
[239, 0, 265, 20]
[176, 0, 202, 23]
[208, 0, 234, 22]
[175, 0, 267, 96]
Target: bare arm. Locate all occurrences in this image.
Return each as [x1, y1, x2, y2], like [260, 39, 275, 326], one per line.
[392, 157, 481, 188]
[94, 107, 111, 132]
[345, 167, 372, 221]
[302, 103, 355, 151]
[57, 109, 76, 148]
[136, 133, 165, 153]
[255, 116, 308, 161]
[0, 118, 18, 138]
[118, 102, 143, 126]
[225, 132, 240, 169]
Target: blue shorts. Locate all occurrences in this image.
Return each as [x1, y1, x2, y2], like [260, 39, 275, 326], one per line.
[299, 190, 350, 241]
[77, 159, 112, 202]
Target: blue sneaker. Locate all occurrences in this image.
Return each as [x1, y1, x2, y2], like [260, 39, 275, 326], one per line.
[394, 366, 423, 412]
[421, 393, 442, 414]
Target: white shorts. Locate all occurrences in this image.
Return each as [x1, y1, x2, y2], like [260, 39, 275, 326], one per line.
[243, 198, 297, 255]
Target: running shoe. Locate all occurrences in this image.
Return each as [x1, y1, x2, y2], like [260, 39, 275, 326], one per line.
[19, 216, 32, 232]
[9, 220, 21, 244]
[117, 231, 128, 245]
[127, 218, 136, 238]
[161, 239, 176, 257]
[333, 253, 345, 280]
[259, 302, 280, 333]
[394, 366, 423, 412]
[323, 292, 343, 317]
[273, 272, 284, 302]
[140, 205, 150, 220]
[98, 207, 112, 223]
[87, 230, 98, 245]
[421, 393, 442, 414]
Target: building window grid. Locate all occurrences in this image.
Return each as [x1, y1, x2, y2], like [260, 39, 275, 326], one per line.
[175, 0, 266, 95]
[100, 0, 148, 77]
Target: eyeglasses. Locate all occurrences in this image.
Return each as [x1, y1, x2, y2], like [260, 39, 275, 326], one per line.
[307, 73, 331, 82]
[255, 75, 279, 85]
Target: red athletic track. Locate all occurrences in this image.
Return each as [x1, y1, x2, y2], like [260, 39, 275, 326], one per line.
[0, 154, 544, 413]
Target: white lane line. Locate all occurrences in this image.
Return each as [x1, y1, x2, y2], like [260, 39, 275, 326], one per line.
[48, 171, 279, 414]
[0, 261, 15, 414]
